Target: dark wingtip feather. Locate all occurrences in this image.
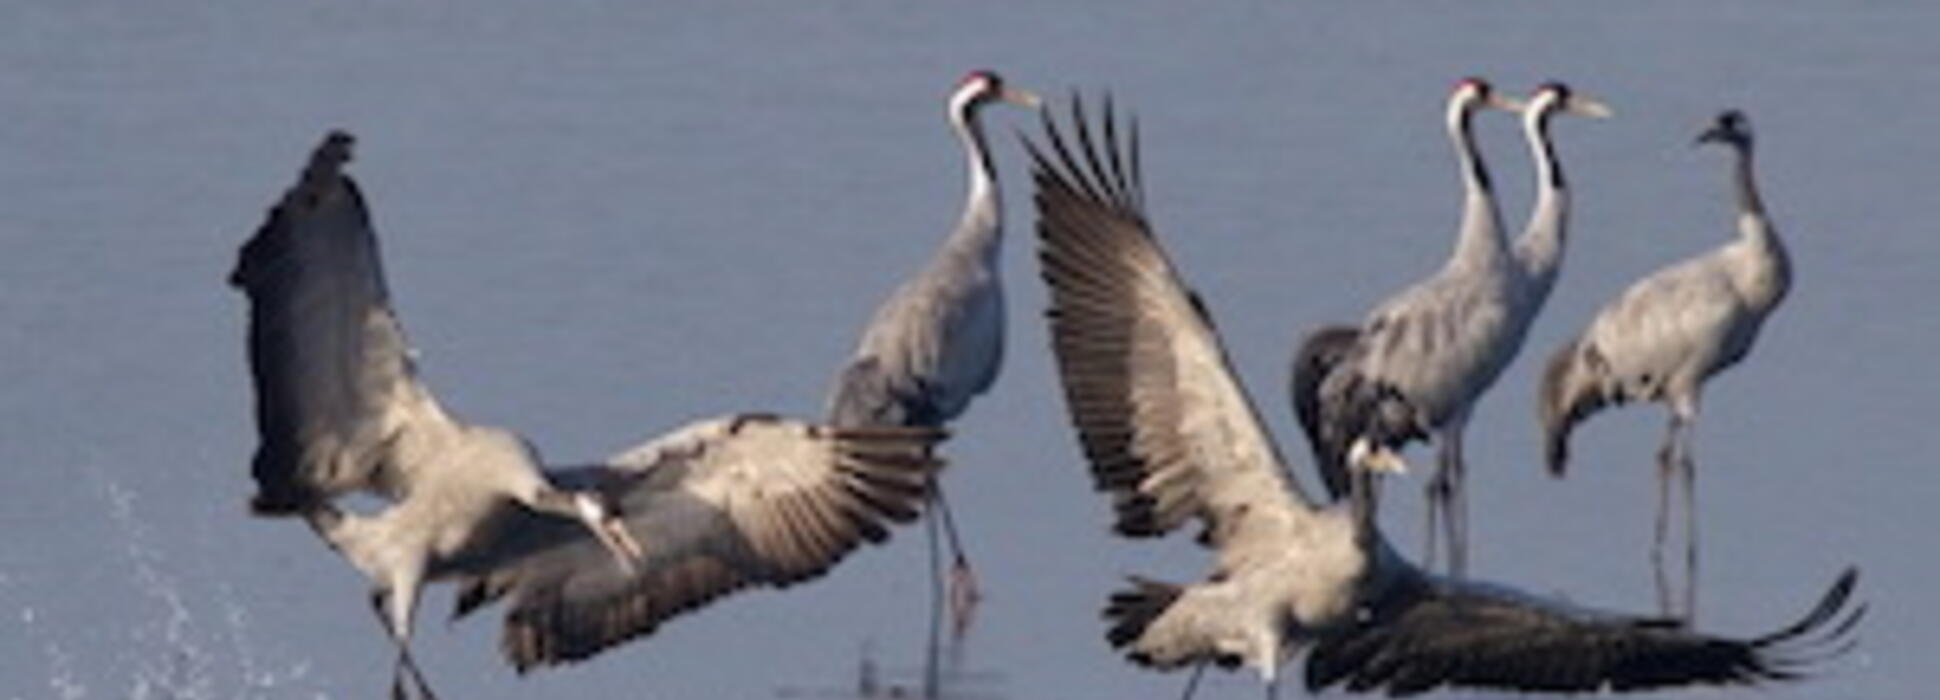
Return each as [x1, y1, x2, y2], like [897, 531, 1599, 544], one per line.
[228, 130, 361, 291]
[1103, 576, 1182, 652]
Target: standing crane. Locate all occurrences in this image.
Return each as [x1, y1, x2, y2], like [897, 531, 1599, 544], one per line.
[232, 131, 945, 698]
[1292, 81, 1608, 505]
[823, 70, 1037, 695]
[1029, 96, 1857, 699]
[1540, 110, 1791, 620]
[1303, 78, 1525, 576]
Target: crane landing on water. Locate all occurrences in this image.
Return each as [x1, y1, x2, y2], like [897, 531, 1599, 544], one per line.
[1540, 109, 1792, 621]
[232, 131, 946, 698]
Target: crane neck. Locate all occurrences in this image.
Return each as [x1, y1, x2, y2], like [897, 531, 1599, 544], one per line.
[1719, 139, 1790, 312]
[1446, 103, 1510, 273]
[1516, 105, 1569, 298]
[948, 100, 1003, 261]
[1728, 142, 1769, 237]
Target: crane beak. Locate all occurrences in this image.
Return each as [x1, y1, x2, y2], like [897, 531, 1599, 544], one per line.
[1347, 438, 1409, 476]
[1490, 93, 1527, 113]
[1566, 93, 1613, 119]
[1001, 86, 1043, 110]
[595, 519, 645, 575]
[574, 493, 645, 573]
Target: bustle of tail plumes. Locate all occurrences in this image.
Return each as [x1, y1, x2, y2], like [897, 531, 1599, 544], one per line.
[1539, 340, 1608, 477]
[1290, 325, 1360, 500]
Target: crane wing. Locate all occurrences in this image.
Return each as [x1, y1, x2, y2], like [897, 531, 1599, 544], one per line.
[1027, 95, 1313, 549]
[450, 415, 944, 670]
[228, 131, 450, 514]
[1305, 567, 1863, 696]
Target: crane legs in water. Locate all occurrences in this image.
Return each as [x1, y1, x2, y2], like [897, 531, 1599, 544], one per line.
[1653, 407, 1700, 622]
[1423, 422, 1470, 578]
[923, 477, 979, 699]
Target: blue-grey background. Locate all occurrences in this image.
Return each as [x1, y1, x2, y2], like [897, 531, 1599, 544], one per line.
[0, 2, 1929, 698]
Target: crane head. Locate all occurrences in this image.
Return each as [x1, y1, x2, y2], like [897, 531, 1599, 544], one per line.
[1697, 110, 1752, 149]
[572, 490, 645, 574]
[1529, 82, 1613, 119]
[953, 69, 1042, 113]
[1450, 77, 1523, 116]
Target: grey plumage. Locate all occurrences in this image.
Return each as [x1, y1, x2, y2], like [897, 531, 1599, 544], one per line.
[233, 132, 944, 693]
[821, 72, 1038, 693]
[450, 416, 945, 670]
[1030, 96, 1857, 697]
[1307, 78, 1527, 575]
[1539, 109, 1790, 618]
[826, 71, 1038, 430]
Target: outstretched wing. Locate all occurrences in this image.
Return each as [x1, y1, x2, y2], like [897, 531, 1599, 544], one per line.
[1305, 567, 1863, 696]
[451, 415, 945, 670]
[1027, 95, 1313, 550]
[228, 131, 451, 514]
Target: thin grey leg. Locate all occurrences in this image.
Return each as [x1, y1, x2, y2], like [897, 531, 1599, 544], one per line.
[368, 591, 437, 700]
[1178, 661, 1207, 700]
[1652, 415, 1680, 618]
[923, 479, 943, 700]
[1681, 424, 1699, 623]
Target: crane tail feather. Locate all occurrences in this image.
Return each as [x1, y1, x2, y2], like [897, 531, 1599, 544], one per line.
[1539, 341, 1603, 477]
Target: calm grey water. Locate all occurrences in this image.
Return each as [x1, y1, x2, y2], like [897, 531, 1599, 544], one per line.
[1, 2, 1932, 698]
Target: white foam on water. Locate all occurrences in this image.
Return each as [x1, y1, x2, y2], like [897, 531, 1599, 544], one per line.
[9, 473, 330, 700]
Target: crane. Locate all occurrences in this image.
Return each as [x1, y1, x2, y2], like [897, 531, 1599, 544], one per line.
[823, 69, 1037, 695]
[1029, 96, 1855, 698]
[1302, 77, 1525, 577]
[1540, 109, 1791, 620]
[231, 131, 945, 698]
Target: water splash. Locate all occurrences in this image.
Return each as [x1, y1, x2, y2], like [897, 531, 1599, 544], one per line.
[8, 473, 327, 700]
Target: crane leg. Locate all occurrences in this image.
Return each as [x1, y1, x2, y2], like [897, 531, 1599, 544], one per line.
[923, 480, 943, 700]
[1178, 660, 1207, 700]
[1652, 407, 1701, 622]
[1651, 414, 1679, 619]
[1422, 431, 1464, 577]
[369, 590, 438, 700]
[1445, 429, 1469, 578]
[932, 478, 980, 639]
[1422, 457, 1446, 572]
[1679, 415, 1700, 623]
